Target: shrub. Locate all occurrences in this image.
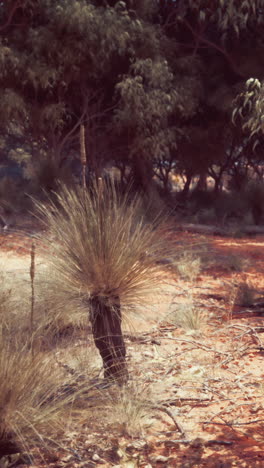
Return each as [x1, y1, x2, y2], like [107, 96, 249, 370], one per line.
[34, 180, 177, 383]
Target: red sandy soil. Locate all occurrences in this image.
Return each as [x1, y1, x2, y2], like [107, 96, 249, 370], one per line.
[0, 226, 263, 468]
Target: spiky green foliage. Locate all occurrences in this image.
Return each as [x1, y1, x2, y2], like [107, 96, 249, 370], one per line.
[35, 182, 176, 310]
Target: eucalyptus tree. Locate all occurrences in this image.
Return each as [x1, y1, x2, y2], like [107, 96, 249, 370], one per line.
[157, 0, 264, 191]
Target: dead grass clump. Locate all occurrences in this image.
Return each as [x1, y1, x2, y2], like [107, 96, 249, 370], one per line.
[168, 299, 206, 332]
[176, 252, 201, 282]
[235, 280, 255, 306]
[0, 274, 12, 331]
[168, 249, 207, 331]
[176, 303, 205, 331]
[104, 383, 154, 438]
[224, 254, 249, 272]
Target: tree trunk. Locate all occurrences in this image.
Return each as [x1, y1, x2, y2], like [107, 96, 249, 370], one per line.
[196, 171, 207, 191]
[213, 176, 221, 195]
[132, 154, 154, 193]
[90, 295, 128, 384]
[252, 203, 263, 225]
[181, 172, 192, 199]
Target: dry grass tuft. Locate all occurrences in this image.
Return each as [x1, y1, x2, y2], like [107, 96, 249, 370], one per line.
[0, 331, 102, 460]
[173, 302, 206, 331]
[168, 250, 207, 331]
[168, 294, 206, 331]
[225, 254, 249, 272]
[176, 252, 201, 282]
[104, 382, 154, 438]
[235, 280, 255, 306]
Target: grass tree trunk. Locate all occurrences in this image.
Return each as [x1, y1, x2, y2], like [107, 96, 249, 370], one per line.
[90, 295, 128, 385]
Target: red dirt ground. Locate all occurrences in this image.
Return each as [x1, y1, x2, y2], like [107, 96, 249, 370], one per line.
[0, 227, 263, 467]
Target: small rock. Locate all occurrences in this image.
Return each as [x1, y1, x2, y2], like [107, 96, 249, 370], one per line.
[164, 440, 181, 448]
[188, 365, 205, 377]
[150, 455, 169, 463]
[91, 453, 105, 463]
[190, 438, 204, 448]
[127, 440, 148, 451]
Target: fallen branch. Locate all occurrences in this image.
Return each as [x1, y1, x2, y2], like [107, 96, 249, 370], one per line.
[151, 405, 186, 437]
[164, 337, 230, 357]
[230, 419, 264, 426]
[206, 440, 233, 446]
[203, 419, 264, 426]
[224, 324, 263, 348]
[123, 333, 161, 345]
[156, 438, 233, 447]
[161, 397, 212, 407]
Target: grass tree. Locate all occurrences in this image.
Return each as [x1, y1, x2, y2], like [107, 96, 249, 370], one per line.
[36, 181, 176, 384]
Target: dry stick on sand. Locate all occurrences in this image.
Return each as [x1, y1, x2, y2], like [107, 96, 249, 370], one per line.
[164, 337, 230, 357]
[151, 404, 186, 437]
[224, 324, 264, 349]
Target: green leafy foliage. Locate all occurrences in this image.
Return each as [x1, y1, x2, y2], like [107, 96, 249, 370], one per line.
[233, 78, 264, 146]
[0, 0, 263, 196]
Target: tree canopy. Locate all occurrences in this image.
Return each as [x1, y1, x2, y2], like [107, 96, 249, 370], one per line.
[0, 0, 263, 193]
